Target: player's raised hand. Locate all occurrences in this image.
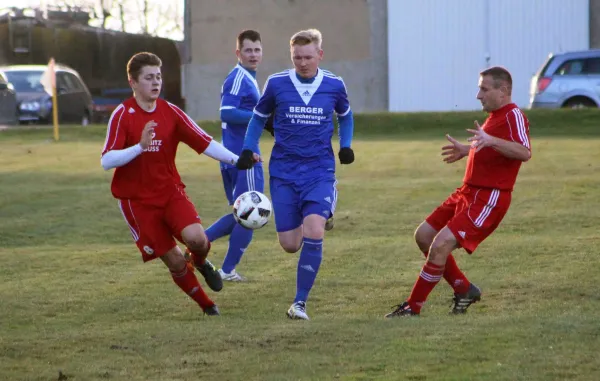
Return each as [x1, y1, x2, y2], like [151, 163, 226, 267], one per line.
[441, 134, 469, 163]
[140, 120, 157, 150]
[236, 149, 255, 170]
[467, 120, 495, 152]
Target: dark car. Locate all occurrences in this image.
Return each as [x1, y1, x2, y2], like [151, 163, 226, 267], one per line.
[0, 64, 94, 125]
[0, 73, 18, 125]
[92, 88, 133, 124]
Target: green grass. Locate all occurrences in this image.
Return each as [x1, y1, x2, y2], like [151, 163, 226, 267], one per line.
[1, 109, 600, 381]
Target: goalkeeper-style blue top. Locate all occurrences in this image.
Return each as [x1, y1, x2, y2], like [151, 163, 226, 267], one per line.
[219, 63, 261, 169]
[248, 68, 352, 181]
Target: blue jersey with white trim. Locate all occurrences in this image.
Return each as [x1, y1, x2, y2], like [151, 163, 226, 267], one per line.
[220, 64, 261, 168]
[254, 68, 350, 180]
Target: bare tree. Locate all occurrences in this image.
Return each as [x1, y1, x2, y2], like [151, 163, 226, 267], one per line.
[50, 0, 184, 39]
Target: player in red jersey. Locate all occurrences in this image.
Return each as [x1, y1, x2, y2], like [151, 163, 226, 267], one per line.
[386, 66, 532, 317]
[101, 52, 242, 316]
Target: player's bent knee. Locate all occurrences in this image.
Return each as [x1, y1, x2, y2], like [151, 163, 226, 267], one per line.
[279, 237, 301, 253]
[303, 214, 326, 240]
[279, 236, 302, 253]
[415, 223, 436, 253]
[281, 243, 301, 253]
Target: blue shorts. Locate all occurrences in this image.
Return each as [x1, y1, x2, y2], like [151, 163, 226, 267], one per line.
[270, 176, 338, 233]
[221, 166, 265, 205]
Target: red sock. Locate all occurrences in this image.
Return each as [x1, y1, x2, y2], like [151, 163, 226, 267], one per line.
[443, 254, 470, 294]
[407, 261, 444, 313]
[170, 265, 214, 310]
[423, 251, 470, 294]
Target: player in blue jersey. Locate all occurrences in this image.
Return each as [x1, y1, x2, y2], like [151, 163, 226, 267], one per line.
[237, 29, 355, 320]
[203, 30, 266, 282]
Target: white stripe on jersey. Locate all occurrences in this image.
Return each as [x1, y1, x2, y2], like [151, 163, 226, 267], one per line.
[506, 108, 530, 149]
[513, 109, 530, 149]
[230, 69, 245, 95]
[338, 107, 351, 117]
[102, 104, 125, 153]
[253, 109, 271, 118]
[167, 102, 212, 141]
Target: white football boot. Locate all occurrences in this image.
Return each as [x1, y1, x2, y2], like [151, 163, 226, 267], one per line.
[218, 268, 246, 282]
[287, 301, 309, 320]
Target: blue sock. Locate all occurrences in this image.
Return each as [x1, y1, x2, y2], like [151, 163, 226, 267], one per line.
[221, 224, 253, 273]
[205, 213, 236, 242]
[295, 238, 323, 303]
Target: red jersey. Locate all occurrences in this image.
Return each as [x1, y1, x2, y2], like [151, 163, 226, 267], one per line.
[463, 103, 531, 191]
[101, 98, 212, 205]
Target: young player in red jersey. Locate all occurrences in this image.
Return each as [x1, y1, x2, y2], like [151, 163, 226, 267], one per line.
[101, 52, 242, 316]
[386, 66, 532, 317]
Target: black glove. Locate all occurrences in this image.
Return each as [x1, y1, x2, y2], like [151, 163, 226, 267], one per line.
[236, 149, 255, 170]
[264, 114, 274, 136]
[338, 147, 354, 164]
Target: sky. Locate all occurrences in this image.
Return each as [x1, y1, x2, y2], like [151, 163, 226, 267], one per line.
[0, 0, 184, 40]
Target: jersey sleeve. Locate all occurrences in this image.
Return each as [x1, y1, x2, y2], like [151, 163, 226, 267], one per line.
[220, 70, 244, 111]
[506, 108, 531, 150]
[169, 103, 213, 154]
[253, 77, 276, 117]
[334, 77, 351, 116]
[101, 104, 127, 156]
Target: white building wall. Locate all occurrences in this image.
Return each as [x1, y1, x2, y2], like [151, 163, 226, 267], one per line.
[388, 0, 590, 112]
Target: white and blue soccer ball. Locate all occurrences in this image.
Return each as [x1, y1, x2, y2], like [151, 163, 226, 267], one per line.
[233, 191, 272, 230]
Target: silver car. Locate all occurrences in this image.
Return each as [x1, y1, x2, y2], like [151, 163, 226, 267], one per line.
[529, 49, 600, 109]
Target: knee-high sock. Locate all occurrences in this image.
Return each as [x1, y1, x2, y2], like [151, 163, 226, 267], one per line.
[205, 213, 236, 243]
[221, 224, 253, 273]
[294, 238, 323, 303]
[170, 266, 214, 310]
[423, 251, 470, 294]
[407, 261, 444, 313]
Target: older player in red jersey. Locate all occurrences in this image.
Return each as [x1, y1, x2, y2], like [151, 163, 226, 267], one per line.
[101, 52, 241, 316]
[386, 66, 531, 317]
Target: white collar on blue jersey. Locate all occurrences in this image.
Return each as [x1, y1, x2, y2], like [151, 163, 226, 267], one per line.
[289, 68, 324, 105]
[236, 63, 260, 94]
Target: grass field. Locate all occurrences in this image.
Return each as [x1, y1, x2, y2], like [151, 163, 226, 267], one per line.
[1, 109, 600, 381]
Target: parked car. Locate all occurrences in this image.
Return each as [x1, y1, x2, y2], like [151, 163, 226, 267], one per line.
[0, 64, 94, 125]
[529, 49, 600, 109]
[0, 73, 18, 125]
[92, 87, 133, 124]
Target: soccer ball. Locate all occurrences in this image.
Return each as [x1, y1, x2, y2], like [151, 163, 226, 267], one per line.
[233, 191, 272, 230]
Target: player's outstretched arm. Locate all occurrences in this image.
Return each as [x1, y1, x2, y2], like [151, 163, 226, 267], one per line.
[441, 134, 470, 164]
[203, 140, 239, 166]
[101, 120, 155, 170]
[221, 108, 253, 125]
[337, 110, 355, 164]
[237, 113, 267, 169]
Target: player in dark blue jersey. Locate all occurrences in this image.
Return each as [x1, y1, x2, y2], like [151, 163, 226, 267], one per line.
[203, 30, 265, 282]
[237, 29, 355, 320]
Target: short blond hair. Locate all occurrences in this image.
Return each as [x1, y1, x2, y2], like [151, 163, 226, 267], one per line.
[290, 29, 322, 49]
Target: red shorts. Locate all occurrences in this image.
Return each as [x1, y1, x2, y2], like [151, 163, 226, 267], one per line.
[118, 189, 201, 262]
[426, 185, 511, 254]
